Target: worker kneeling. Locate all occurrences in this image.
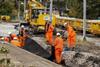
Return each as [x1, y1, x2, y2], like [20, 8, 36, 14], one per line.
[11, 37, 22, 47]
[54, 33, 64, 64]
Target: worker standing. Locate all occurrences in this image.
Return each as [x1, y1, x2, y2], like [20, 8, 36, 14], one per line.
[45, 21, 55, 61]
[54, 33, 64, 64]
[64, 22, 76, 50]
[45, 21, 49, 43]
[45, 21, 54, 45]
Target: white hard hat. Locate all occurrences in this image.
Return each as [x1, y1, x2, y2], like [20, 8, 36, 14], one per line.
[64, 23, 67, 27]
[56, 33, 61, 36]
[8, 32, 12, 35]
[13, 37, 17, 40]
[21, 25, 24, 28]
[44, 16, 50, 21]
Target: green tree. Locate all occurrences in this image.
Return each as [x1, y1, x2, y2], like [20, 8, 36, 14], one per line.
[65, 0, 83, 18]
[87, 0, 100, 19]
[0, 0, 24, 19]
[0, 1, 13, 15]
[54, 0, 100, 19]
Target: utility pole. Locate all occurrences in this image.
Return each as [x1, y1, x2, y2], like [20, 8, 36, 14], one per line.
[50, 0, 53, 22]
[45, 2, 47, 13]
[23, 0, 26, 20]
[24, 0, 26, 15]
[83, 0, 87, 41]
[18, 0, 20, 22]
[40, 0, 42, 2]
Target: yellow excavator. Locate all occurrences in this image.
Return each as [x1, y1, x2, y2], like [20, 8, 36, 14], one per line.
[24, 0, 56, 32]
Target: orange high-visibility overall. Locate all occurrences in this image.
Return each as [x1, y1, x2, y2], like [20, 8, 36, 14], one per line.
[11, 34, 17, 39]
[19, 28, 26, 47]
[4, 37, 9, 42]
[46, 24, 54, 45]
[17, 36, 24, 47]
[11, 39, 21, 47]
[54, 37, 64, 64]
[67, 25, 76, 48]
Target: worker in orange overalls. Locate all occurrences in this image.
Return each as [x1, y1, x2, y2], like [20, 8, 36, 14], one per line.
[11, 37, 21, 47]
[3, 32, 14, 43]
[11, 34, 17, 39]
[54, 33, 64, 64]
[45, 21, 54, 45]
[45, 21, 55, 61]
[64, 22, 76, 50]
[4, 37, 9, 42]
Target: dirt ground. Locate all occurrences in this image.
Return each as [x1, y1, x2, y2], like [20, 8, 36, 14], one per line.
[62, 40, 100, 67]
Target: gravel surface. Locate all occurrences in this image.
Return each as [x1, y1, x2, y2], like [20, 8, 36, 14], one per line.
[62, 51, 100, 67]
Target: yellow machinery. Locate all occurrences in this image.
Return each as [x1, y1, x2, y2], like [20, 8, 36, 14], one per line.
[24, 0, 100, 35]
[0, 15, 10, 22]
[88, 20, 100, 35]
[25, 0, 56, 32]
[56, 16, 100, 35]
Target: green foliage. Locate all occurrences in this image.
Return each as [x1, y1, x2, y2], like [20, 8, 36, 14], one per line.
[0, 1, 14, 15]
[0, 46, 9, 54]
[87, 0, 100, 19]
[0, 0, 100, 19]
[0, 0, 24, 16]
[65, 0, 83, 18]
[54, 0, 100, 19]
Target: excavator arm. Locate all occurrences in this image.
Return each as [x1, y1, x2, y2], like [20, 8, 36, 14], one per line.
[28, 0, 45, 9]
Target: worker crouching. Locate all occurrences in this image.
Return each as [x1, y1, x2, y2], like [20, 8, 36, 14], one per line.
[11, 37, 22, 47]
[19, 25, 26, 47]
[54, 33, 64, 64]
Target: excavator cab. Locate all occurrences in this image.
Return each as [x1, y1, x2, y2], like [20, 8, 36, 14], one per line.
[32, 9, 41, 19]
[26, 0, 56, 32]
